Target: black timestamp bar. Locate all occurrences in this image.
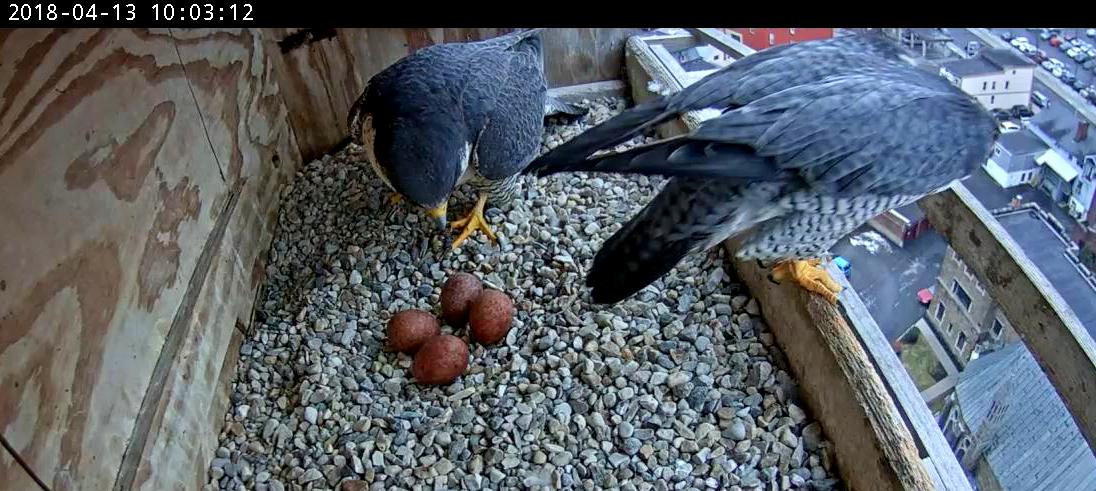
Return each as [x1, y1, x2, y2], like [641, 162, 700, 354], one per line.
[4, 2, 255, 25]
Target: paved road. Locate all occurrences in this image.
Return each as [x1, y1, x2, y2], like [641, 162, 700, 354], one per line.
[942, 28, 1091, 126]
[953, 28, 1096, 123]
[829, 163, 1080, 342]
[831, 225, 948, 341]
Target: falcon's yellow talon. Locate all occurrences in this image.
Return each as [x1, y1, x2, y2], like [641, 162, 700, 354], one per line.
[450, 194, 497, 250]
[771, 259, 842, 305]
[388, 194, 403, 206]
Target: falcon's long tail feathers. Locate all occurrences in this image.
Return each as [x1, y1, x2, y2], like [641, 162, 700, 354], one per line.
[544, 97, 590, 119]
[586, 179, 777, 304]
[525, 98, 679, 175]
[529, 133, 784, 182]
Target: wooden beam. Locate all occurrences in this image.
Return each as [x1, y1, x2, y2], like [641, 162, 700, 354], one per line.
[828, 264, 972, 490]
[728, 254, 937, 491]
[685, 28, 757, 58]
[919, 183, 1096, 451]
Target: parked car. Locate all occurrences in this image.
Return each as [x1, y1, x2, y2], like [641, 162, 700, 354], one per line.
[834, 256, 851, 278]
[1020, 44, 1037, 55]
[1011, 105, 1035, 118]
[1052, 66, 1064, 78]
[1041, 30, 1054, 40]
[1074, 80, 1087, 91]
[1043, 60, 1056, 70]
[1050, 36, 1063, 47]
[1001, 31, 1014, 41]
[1062, 72, 1076, 84]
[917, 287, 934, 306]
[1088, 28, 1096, 37]
[1065, 33, 1076, 42]
[1033, 90, 1050, 108]
[1000, 121, 1021, 133]
[993, 108, 1012, 121]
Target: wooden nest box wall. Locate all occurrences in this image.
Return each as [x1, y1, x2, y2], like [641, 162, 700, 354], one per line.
[0, 28, 639, 490]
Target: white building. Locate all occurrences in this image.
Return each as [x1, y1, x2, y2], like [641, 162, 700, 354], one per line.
[940, 49, 1036, 111]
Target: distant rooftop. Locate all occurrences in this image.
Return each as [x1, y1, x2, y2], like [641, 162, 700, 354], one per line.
[1030, 110, 1096, 160]
[955, 342, 1096, 490]
[942, 48, 1034, 78]
[995, 209, 1096, 335]
[998, 129, 1048, 156]
[908, 28, 952, 43]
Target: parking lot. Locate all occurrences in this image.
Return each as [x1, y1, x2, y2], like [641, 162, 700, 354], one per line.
[944, 29, 1091, 126]
[995, 28, 1096, 103]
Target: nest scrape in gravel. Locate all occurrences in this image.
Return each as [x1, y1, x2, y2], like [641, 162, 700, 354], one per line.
[205, 97, 843, 491]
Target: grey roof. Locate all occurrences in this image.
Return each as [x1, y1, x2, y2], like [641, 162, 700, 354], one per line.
[1030, 112, 1096, 159]
[955, 341, 1096, 491]
[998, 130, 1049, 156]
[681, 58, 721, 72]
[909, 28, 952, 43]
[996, 210, 1096, 336]
[942, 57, 1000, 78]
[980, 48, 1036, 69]
[942, 48, 1034, 78]
[896, 202, 925, 222]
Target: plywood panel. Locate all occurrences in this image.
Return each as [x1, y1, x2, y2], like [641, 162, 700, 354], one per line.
[120, 28, 301, 491]
[264, 28, 640, 161]
[0, 28, 226, 490]
[0, 445, 43, 491]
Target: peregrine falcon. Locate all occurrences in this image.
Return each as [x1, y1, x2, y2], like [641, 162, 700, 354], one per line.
[524, 33, 999, 305]
[347, 28, 586, 249]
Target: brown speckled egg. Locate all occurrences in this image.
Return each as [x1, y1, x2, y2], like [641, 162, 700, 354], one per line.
[386, 309, 441, 354]
[468, 289, 514, 345]
[440, 272, 483, 328]
[412, 335, 469, 385]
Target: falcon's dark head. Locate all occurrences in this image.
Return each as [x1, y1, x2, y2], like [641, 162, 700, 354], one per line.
[348, 79, 469, 230]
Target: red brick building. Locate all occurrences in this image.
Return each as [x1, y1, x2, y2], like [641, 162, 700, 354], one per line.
[721, 28, 834, 51]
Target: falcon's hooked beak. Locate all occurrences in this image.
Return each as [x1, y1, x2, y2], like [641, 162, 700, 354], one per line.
[426, 202, 448, 231]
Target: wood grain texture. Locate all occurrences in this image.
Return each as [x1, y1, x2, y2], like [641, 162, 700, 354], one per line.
[828, 264, 972, 490]
[122, 28, 301, 491]
[0, 28, 226, 490]
[919, 184, 1096, 452]
[731, 253, 936, 491]
[264, 28, 641, 161]
[0, 444, 44, 491]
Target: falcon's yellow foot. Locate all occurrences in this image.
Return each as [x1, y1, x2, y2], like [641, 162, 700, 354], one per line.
[450, 194, 497, 250]
[770, 258, 842, 305]
[388, 194, 403, 206]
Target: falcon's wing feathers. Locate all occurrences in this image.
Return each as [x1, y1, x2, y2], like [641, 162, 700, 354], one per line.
[530, 75, 994, 198]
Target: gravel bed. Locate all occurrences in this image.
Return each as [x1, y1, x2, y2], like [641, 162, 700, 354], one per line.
[204, 97, 842, 491]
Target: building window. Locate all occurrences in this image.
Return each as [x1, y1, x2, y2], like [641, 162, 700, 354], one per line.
[935, 302, 947, 321]
[991, 95, 996, 104]
[993, 146, 1002, 156]
[946, 321, 953, 334]
[952, 280, 972, 311]
[956, 331, 968, 352]
[992, 319, 1004, 337]
[982, 81, 987, 91]
[768, 32, 775, 46]
[992, 81, 997, 90]
[1005, 81, 1010, 90]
